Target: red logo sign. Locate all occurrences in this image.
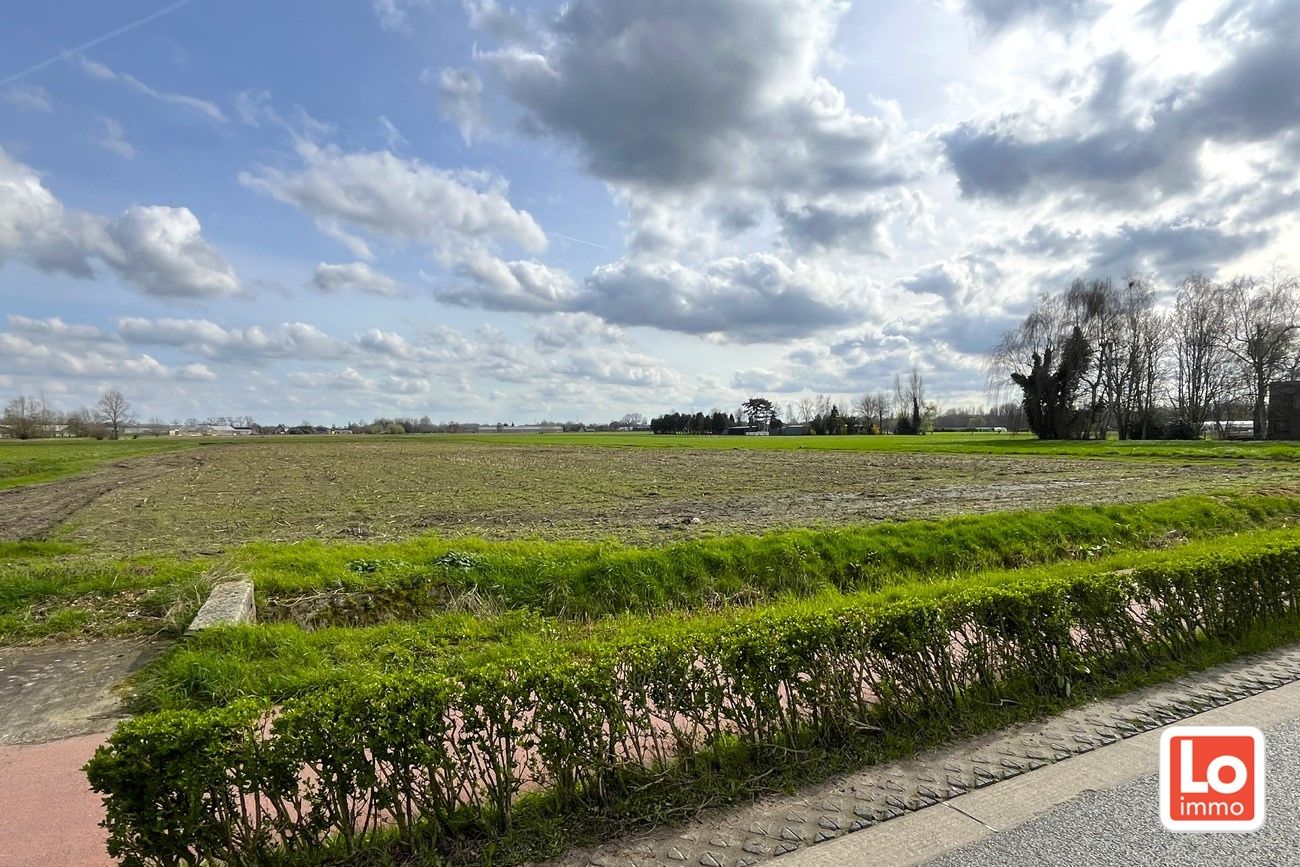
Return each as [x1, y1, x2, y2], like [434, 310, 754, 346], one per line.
[1160, 725, 1265, 832]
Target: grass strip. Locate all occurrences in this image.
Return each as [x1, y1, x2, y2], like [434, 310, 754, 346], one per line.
[136, 525, 1300, 711]
[238, 492, 1300, 621]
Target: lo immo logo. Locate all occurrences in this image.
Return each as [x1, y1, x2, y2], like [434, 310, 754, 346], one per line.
[1160, 725, 1264, 832]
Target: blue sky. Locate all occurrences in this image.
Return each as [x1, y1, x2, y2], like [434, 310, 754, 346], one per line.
[2, 0, 1297, 424]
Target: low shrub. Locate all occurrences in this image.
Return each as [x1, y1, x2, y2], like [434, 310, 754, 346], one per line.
[89, 531, 1300, 865]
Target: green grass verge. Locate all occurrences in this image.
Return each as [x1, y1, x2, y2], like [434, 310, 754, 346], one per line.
[0, 437, 206, 489]
[135, 524, 1300, 712]
[239, 492, 1300, 621]
[0, 545, 211, 643]
[7, 492, 1299, 647]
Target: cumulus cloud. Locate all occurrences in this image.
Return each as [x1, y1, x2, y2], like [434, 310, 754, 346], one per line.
[101, 206, 242, 298]
[942, 0, 1300, 205]
[287, 366, 430, 396]
[480, 0, 919, 196]
[0, 317, 217, 383]
[774, 195, 896, 254]
[439, 251, 578, 312]
[582, 254, 870, 342]
[312, 261, 405, 297]
[0, 148, 241, 297]
[372, 0, 425, 30]
[435, 0, 931, 337]
[532, 313, 626, 352]
[239, 141, 546, 260]
[79, 57, 227, 123]
[955, 0, 1101, 33]
[117, 318, 350, 362]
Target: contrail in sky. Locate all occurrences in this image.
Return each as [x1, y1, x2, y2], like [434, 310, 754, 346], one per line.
[1, 0, 197, 88]
[547, 231, 610, 250]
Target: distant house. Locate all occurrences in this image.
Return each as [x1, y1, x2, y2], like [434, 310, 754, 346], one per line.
[777, 424, 809, 436]
[1269, 381, 1300, 440]
[328, 428, 354, 435]
[500, 424, 561, 434]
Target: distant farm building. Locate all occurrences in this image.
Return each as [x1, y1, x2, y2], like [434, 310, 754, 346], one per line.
[170, 424, 254, 437]
[1269, 381, 1300, 440]
[777, 424, 809, 436]
[1204, 420, 1256, 440]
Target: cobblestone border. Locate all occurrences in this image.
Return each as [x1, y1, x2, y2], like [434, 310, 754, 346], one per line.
[552, 644, 1300, 867]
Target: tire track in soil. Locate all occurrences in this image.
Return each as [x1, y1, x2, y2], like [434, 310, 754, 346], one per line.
[0, 451, 207, 541]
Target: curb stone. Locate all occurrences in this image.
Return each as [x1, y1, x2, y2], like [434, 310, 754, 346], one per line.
[186, 579, 255, 633]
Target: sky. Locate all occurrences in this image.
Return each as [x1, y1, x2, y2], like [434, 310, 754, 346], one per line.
[1, 0, 1297, 425]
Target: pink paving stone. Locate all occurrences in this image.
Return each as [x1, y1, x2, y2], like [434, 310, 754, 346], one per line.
[0, 734, 111, 867]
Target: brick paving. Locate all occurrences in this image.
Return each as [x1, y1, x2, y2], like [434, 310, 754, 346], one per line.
[551, 644, 1300, 867]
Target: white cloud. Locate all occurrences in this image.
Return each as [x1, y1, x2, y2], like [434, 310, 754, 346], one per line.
[439, 250, 578, 312]
[239, 141, 546, 260]
[79, 56, 227, 123]
[0, 319, 217, 384]
[3, 82, 52, 113]
[435, 67, 487, 144]
[118, 318, 350, 362]
[101, 206, 241, 298]
[98, 117, 136, 159]
[0, 149, 241, 297]
[312, 261, 405, 297]
[378, 115, 408, 149]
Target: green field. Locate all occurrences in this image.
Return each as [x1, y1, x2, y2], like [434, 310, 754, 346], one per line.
[0, 436, 205, 489]
[3, 431, 1299, 494]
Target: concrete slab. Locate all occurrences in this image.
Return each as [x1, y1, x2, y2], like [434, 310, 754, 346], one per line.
[0, 640, 163, 746]
[186, 578, 255, 632]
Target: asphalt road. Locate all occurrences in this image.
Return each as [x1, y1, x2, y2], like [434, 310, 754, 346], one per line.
[925, 718, 1300, 867]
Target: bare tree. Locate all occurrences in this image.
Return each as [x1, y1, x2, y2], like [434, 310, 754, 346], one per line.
[854, 391, 893, 433]
[1170, 275, 1232, 435]
[3, 395, 53, 439]
[1097, 278, 1166, 440]
[894, 369, 927, 434]
[795, 396, 816, 423]
[1220, 270, 1300, 438]
[96, 389, 134, 440]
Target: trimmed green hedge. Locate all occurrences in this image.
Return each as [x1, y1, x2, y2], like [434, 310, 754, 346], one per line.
[87, 535, 1300, 865]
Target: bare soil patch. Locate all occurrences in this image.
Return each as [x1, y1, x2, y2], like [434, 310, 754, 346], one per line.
[58, 440, 1300, 553]
[0, 451, 206, 541]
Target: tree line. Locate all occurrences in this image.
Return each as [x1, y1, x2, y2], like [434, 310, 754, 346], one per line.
[991, 270, 1300, 440]
[651, 383, 1029, 436]
[2, 389, 135, 439]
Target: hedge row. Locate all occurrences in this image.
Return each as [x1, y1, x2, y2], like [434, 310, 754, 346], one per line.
[87, 535, 1300, 865]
